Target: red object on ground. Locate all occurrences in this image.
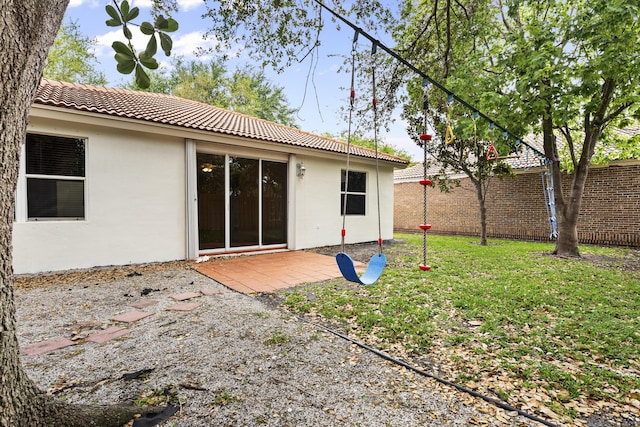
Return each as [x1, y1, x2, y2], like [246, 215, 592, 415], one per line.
[419, 224, 432, 230]
[419, 264, 431, 271]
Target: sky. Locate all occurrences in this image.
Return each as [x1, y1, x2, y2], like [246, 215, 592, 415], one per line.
[62, 0, 424, 160]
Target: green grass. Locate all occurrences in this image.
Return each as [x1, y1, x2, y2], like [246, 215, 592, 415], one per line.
[283, 234, 640, 421]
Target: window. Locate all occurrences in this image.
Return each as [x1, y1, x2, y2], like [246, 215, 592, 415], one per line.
[25, 133, 85, 220]
[340, 170, 366, 215]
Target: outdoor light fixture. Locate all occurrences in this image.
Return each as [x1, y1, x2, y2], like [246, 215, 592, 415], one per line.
[296, 162, 306, 177]
[201, 163, 214, 173]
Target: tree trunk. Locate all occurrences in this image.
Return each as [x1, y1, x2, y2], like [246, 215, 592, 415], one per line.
[0, 2, 157, 425]
[1, 2, 69, 424]
[553, 128, 602, 257]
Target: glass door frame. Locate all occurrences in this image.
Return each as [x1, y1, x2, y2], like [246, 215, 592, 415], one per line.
[187, 140, 291, 257]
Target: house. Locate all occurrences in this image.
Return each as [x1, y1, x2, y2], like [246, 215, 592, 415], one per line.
[13, 80, 408, 274]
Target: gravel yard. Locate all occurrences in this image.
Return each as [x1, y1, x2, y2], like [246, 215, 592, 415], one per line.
[14, 261, 536, 426]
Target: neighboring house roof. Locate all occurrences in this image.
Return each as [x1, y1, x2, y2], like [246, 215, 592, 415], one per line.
[394, 161, 468, 183]
[395, 124, 640, 183]
[33, 80, 409, 167]
[615, 125, 640, 138]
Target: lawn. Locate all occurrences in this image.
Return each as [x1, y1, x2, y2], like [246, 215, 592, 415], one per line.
[282, 234, 640, 425]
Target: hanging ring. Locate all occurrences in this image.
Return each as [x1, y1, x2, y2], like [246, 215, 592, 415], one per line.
[445, 124, 455, 145]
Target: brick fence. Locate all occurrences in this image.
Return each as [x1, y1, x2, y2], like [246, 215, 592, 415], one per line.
[394, 161, 640, 247]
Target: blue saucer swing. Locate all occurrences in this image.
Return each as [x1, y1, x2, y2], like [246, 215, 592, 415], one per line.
[336, 251, 386, 286]
[336, 36, 386, 286]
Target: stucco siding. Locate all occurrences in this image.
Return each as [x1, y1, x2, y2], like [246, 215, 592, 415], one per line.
[13, 118, 186, 274]
[293, 156, 395, 249]
[13, 104, 403, 274]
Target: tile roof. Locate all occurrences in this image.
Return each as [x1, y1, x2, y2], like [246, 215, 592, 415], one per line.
[33, 80, 409, 166]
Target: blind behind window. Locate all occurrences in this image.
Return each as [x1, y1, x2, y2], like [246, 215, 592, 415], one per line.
[26, 134, 85, 177]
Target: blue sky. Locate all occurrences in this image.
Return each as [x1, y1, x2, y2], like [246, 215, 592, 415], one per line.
[62, 0, 423, 160]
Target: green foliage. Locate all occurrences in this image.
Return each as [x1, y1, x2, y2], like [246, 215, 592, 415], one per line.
[43, 20, 107, 85]
[590, 125, 640, 165]
[107, 0, 178, 88]
[200, 0, 395, 71]
[264, 329, 290, 345]
[124, 58, 299, 127]
[326, 131, 410, 160]
[496, 0, 639, 146]
[284, 234, 640, 419]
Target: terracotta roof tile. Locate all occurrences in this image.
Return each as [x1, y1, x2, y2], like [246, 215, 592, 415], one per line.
[34, 80, 408, 166]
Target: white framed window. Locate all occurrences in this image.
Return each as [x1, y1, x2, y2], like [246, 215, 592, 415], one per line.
[340, 169, 366, 215]
[25, 133, 86, 220]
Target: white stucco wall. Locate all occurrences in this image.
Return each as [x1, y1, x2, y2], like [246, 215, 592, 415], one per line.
[13, 116, 186, 274]
[13, 107, 402, 274]
[292, 155, 395, 250]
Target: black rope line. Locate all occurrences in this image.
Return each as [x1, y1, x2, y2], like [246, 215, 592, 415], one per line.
[312, 0, 548, 160]
[297, 314, 560, 427]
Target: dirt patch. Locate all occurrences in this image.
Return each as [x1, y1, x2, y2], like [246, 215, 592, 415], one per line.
[579, 250, 640, 272]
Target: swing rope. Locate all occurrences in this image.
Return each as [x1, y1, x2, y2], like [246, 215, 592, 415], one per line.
[340, 32, 358, 254]
[371, 50, 383, 255]
[336, 35, 386, 286]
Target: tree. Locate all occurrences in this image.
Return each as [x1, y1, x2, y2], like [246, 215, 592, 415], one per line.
[495, 0, 640, 256]
[327, 131, 411, 160]
[390, 0, 639, 255]
[127, 58, 299, 127]
[43, 20, 107, 85]
[392, 0, 514, 246]
[203, 0, 639, 257]
[0, 2, 176, 425]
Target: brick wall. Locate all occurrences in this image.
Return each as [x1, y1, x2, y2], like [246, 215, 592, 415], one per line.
[394, 162, 640, 247]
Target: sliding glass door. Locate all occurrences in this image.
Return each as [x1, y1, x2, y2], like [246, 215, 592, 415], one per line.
[197, 153, 287, 252]
[262, 161, 287, 245]
[229, 157, 259, 247]
[197, 154, 225, 250]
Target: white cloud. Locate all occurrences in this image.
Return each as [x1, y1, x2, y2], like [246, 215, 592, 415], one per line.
[68, 0, 98, 7]
[107, 0, 202, 11]
[130, 0, 153, 8]
[178, 0, 202, 11]
[171, 31, 219, 59]
[94, 29, 231, 62]
[95, 29, 148, 57]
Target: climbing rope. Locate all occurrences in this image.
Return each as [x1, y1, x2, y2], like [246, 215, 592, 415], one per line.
[418, 79, 432, 271]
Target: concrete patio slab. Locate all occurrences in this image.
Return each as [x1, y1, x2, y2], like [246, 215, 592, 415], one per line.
[87, 326, 130, 344]
[166, 302, 201, 311]
[170, 292, 201, 301]
[21, 337, 75, 356]
[193, 251, 361, 294]
[129, 300, 159, 309]
[112, 311, 153, 323]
